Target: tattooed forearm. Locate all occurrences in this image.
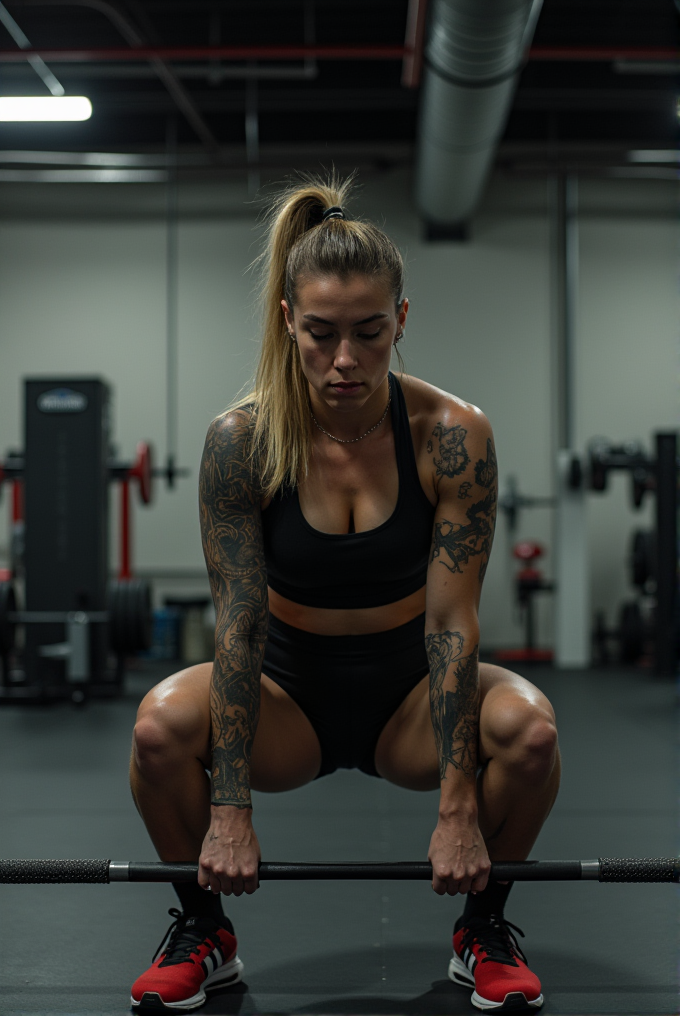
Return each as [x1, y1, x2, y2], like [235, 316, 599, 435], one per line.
[200, 411, 269, 809]
[425, 631, 479, 781]
[427, 422, 470, 479]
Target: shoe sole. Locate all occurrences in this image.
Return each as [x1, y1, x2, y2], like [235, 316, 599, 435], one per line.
[131, 954, 244, 1012]
[448, 954, 544, 1013]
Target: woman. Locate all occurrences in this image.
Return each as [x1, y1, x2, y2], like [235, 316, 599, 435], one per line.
[129, 178, 560, 1014]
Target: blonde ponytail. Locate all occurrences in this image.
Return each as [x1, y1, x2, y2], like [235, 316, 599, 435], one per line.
[233, 174, 404, 499]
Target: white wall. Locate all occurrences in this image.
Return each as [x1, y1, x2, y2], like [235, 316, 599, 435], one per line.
[0, 170, 677, 649]
[576, 211, 679, 629]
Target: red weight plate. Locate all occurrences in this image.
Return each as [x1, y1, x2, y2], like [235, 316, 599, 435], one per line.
[133, 442, 153, 504]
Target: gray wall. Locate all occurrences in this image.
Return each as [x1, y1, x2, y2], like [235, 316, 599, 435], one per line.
[0, 169, 677, 649]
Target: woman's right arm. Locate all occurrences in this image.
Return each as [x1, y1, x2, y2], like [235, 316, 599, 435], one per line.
[198, 409, 269, 896]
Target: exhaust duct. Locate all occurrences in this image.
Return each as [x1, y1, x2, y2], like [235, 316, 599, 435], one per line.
[415, 0, 543, 238]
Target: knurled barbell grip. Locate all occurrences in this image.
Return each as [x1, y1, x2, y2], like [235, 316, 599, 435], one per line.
[0, 859, 110, 883]
[598, 857, 680, 883]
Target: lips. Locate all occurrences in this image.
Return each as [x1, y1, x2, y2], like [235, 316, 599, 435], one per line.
[331, 381, 362, 391]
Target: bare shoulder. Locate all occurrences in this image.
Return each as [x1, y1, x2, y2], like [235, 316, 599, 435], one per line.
[200, 406, 259, 507]
[205, 406, 256, 455]
[397, 373, 492, 450]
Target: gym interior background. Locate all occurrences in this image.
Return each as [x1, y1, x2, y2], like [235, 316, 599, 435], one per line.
[0, 1, 678, 1014]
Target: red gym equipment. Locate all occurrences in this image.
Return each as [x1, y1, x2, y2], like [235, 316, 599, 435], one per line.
[494, 541, 554, 664]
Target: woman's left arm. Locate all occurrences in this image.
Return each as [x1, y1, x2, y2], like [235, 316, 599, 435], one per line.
[424, 403, 498, 896]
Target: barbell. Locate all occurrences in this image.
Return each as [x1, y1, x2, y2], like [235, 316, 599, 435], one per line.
[1, 857, 678, 884]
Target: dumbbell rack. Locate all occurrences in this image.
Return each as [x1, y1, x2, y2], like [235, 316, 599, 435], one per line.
[586, 433, 678, 676]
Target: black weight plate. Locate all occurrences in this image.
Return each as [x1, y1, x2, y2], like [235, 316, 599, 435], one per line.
[135, 580, 152, 652]
[109, 578, 152, 654]
[123, 580, 138, 654]
[588, 440, 610, 492]
[108, 579, 128, 655]
[0, 580, 16, 655]
[619, 601, 645, 663]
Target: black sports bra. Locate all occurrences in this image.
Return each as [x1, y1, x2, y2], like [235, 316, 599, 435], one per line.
[261, 373, 436, 609]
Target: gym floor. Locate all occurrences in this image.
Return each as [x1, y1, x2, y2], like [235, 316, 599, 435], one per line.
[0, 664, 677, 1016]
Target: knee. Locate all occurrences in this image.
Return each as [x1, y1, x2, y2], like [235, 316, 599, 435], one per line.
[487, 698, 558, 783]
[132, 696, 199, 776]
[133, 714, 170, 771]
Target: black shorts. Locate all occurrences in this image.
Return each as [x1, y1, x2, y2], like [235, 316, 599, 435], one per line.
[262, 612, 430, 778]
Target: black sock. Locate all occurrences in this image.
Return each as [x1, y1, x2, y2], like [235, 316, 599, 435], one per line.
[456, 881, 514, 931]
[172, 881, 233, 932]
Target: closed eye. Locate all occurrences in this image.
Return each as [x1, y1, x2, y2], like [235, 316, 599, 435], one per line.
[310, 331, 333, 340]
[357, 331, 381, 339]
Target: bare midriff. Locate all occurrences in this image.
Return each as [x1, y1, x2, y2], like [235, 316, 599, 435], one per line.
[268, 584, 426, 636]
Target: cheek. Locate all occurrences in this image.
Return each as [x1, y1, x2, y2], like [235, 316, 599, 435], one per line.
[297, 344, 328, 378]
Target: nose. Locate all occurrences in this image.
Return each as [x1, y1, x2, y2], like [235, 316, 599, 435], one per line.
[333, 338, 357, 370]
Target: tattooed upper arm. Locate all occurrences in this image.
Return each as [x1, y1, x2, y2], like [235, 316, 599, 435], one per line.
[427, 409, 498, 589]
[199, 409, 268, 808]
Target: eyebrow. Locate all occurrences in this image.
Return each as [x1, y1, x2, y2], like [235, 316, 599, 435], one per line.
[302, 312, 389, 326]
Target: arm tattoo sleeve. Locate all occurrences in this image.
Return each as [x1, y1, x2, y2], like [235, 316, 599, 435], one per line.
[427, 422, 470, 478]
[425, 631, 479, 781]
[199, 413, 268, 809]
[430, 435, 498, 583]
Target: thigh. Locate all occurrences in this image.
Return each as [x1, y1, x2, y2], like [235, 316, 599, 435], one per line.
[137, 663, 322, 791]
[374, 663, 555, 789]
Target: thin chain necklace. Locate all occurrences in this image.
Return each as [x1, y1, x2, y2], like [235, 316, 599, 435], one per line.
[310, 380, 392, 444]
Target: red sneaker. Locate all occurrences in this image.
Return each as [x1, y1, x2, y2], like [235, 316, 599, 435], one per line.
[131, 908, 243, 1012]
[449, 915, 543, 1012]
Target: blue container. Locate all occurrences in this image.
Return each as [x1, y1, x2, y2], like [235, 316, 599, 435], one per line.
[144, 607, 181, 661]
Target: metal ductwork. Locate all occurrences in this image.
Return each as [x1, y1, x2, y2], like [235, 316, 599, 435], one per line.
[415, 0, 544, 238]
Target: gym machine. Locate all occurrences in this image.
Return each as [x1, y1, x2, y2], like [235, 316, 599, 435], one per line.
[556, 433, 678, 675]
[495, 477, 556, 663]
[0, 378, 181, 703]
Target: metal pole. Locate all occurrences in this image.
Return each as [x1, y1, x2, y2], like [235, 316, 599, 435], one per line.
[245, 75, 260, 196]
[553, 175, 589, 668]
[654, 432, 677, 675]
[118, 480, 131, 580]
[165, 117, 179, 487]
[554, 174, 578, 451]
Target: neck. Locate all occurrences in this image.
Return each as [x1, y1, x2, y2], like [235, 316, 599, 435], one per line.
[309, 375, 391, 443]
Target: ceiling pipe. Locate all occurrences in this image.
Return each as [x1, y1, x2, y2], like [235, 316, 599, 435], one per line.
[402, 0, 430, 89]
[414, 0, 543, 239]
[0, 1, 64, 93]
[530, 47, 680, 61]
[1, 44, 676, 65]
[0, 43, 411, 62]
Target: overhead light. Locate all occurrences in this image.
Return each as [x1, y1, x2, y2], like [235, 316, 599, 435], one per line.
[0, 96, 92, 121]
[628, 149, 679, 164]
[0, 168, 166, 183]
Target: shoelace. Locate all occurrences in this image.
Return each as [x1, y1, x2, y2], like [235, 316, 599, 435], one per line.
[153, 908, 218, 967]
[461, 915, 528, 967]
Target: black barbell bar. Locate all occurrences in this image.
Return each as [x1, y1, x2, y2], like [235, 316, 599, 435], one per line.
[0, 858, 678, 885]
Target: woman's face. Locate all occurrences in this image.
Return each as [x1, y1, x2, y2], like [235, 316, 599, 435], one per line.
[282, 273, 408, 415]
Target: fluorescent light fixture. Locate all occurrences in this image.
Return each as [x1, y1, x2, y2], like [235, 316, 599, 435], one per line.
[628, 150, 679, 164]
[0, 168, 166, 183]
[0, 96, 92, 121]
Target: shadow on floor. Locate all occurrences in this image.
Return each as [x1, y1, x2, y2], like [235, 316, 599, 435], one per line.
[196, 944, 676, 1016]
